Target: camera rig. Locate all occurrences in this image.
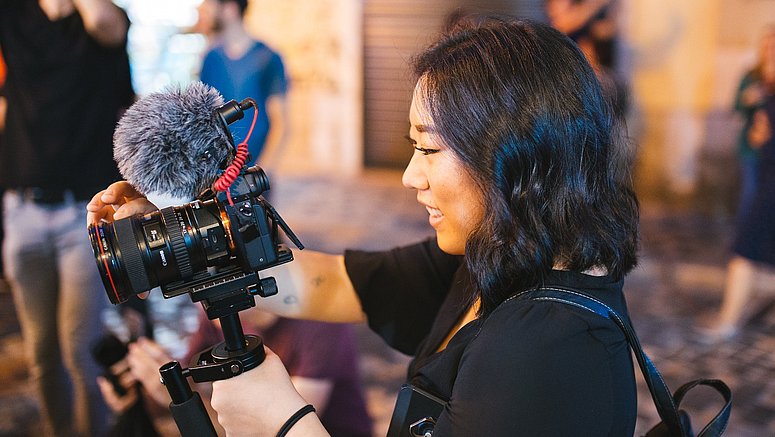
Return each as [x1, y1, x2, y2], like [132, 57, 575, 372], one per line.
[160, 169, 303, 437]
[88, 97, 303, 436]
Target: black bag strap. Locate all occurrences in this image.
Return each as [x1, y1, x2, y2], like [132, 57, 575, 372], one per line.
[673, 379, 732, 437]
[525, 286, 731, 437]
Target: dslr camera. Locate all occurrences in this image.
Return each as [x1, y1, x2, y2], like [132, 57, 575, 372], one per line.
[88, 99, 302, 317]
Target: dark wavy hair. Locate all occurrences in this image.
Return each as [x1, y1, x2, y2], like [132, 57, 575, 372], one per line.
[412, 16, 639, 316]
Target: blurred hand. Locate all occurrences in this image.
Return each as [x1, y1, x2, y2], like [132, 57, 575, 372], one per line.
[748, 109, 772, 148]
[86, 181, 157, 226]
[96, 358, 140, 414]
[127, 337, 174, 407]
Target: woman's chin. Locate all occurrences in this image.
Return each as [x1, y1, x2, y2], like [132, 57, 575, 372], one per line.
[436, 235, 465, 256]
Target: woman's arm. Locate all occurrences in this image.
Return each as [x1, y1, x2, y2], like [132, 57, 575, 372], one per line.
[255, 251, 365, 323]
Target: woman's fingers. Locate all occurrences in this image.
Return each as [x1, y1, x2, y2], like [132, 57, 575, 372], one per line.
[86, 181, 157, 225]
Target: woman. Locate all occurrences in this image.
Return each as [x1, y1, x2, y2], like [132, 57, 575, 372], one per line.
[732, 26, 775, 229]
[704, 26, 775, 341]
[88, 16, 639, 436]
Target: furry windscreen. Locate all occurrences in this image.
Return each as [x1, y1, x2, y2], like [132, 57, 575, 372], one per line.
[113, 81, 234, 199]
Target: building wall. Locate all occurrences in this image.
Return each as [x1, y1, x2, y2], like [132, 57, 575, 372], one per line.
[245, 0, 363, 177]
[244, 0, 545, 175]
[243, 0, 775, 216]
[624, 0, 775, 212]
[363, 0, 545, 168]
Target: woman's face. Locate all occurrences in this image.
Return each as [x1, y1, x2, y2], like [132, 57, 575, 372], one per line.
[402, 84, 485, 255]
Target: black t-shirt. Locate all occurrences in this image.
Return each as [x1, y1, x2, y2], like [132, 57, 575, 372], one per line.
[0, 1, 133, 197]
[345, 239, 637, 436]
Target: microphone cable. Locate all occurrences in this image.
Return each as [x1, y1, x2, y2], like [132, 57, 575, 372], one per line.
[212, 98, 259, 205]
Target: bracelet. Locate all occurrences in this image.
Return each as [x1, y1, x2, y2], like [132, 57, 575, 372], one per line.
[276, 404, 316, 437]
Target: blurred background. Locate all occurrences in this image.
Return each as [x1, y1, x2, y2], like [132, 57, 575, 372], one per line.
[2, 0, 775, 435]
[110, 0, 774, 211]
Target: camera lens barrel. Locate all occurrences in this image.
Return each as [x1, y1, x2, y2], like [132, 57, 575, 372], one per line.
[88, 200, 231, 304]
[87, 167, 285, 305]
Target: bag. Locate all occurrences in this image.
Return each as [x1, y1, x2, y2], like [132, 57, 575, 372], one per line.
[387, 384, 446, 437]
[531, 286, 732, 437]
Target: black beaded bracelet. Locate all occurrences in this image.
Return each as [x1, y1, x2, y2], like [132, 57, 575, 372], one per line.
[276, 404, 316, 437]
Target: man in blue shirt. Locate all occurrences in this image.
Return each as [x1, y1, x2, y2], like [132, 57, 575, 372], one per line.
[197, 0, 288, 168]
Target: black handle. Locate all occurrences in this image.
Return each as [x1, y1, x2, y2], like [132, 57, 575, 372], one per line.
[169, 392, 218, 437]
[160, 360, 218, 437]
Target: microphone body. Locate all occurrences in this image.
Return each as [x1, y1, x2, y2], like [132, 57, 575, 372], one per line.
[113, 81, 234, 200]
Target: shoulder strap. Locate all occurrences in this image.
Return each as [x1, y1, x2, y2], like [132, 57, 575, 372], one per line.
[528, 286, 730, 437]
[528, 286, 686, 435]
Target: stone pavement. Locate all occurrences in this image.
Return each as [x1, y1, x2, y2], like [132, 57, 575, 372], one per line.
[1, 169, 774, 436]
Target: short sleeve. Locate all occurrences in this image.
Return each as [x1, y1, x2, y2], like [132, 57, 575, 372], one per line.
[344, 238, 461, 355]
[199, 50, 216, 85]
[265, 52, 287, 97]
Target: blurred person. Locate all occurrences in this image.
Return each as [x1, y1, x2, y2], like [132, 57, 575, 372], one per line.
[545, 0, 619, 70]
[546, 0, 628, 120]
[195, 0, 288, 170]
[731, 26, 775, 227]
[89, 16, 641, 435]
[98, 309, 374, 437]
[703, 26, 775, 342]
[0, 0, 134, 435]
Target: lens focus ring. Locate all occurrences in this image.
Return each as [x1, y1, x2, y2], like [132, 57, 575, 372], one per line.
[113, 218, 152, 294]
[161, 207, 194, 279]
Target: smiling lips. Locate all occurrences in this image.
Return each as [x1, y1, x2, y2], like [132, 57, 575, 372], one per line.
[426, 205, 443, 227]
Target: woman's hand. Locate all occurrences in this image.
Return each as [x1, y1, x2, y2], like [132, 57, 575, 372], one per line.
[211, 346, 329, 437]
[86, 181, 157, 226]
[748, 109, 772, 149]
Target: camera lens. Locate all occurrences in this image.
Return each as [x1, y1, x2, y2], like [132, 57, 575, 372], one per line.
[88, 200, 231, 304]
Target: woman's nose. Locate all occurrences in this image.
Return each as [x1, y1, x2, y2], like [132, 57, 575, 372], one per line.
[402, 153, 428, 190]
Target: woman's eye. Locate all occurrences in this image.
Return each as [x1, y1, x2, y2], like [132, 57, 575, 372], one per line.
[414, 146, 440, 156]
[405, 135, 439, 155]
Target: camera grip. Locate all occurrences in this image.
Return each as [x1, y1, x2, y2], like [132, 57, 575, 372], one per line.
[169, 392, 217, 437]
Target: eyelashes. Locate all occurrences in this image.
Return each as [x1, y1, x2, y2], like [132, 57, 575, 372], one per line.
[404, 135, 440, 156]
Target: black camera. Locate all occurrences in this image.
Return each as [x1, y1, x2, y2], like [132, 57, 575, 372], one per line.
[88, 166, 302, 306]
[88, 96, 302, 309]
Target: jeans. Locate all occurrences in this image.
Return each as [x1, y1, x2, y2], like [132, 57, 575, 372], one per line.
[2, 190, 110, 437]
